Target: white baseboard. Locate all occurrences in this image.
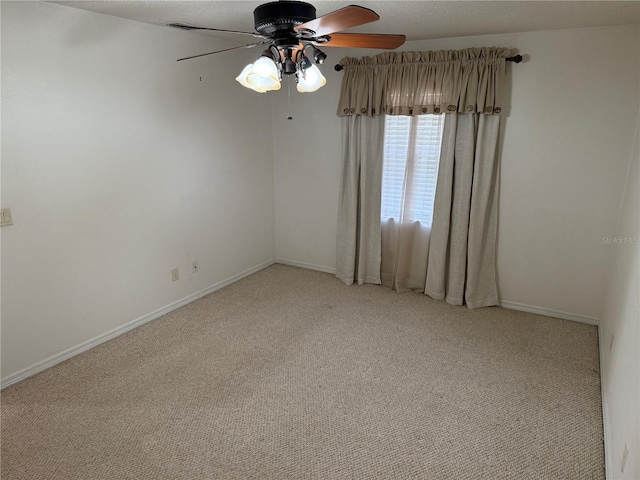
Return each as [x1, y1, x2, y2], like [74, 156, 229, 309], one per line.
[272, 262, 600, 326]
[2, 260, 602, 390]
[499, 300, 600, 326]
[275, 258, 336, 275]
[0, 259, 276, 390]
[598, 326, 612, 479]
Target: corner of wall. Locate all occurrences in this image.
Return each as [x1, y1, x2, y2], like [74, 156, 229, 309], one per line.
[598, 110, 640, 480]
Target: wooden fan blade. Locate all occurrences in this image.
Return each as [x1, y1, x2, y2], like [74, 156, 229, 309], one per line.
[168, 23, 266, 39]
[294, 5, 379, 37]
[315, 33, 406, 49]
[177, 42, 268, 62]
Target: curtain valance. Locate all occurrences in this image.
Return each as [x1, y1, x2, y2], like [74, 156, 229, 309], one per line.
[336, 48, 513, 117]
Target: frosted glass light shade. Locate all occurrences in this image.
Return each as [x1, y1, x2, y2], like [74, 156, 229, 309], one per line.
[246, 57, 281, 91]
[296, 64, 326, 93]
[235, 64, 267, 93]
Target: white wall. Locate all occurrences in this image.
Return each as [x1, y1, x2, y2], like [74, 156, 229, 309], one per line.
[272, 70, 345, 272]
[2, 5, 638, 474]
[1, 1, 275, 380]
[272, 24, 640, 321]
[599, 115, 639, 480]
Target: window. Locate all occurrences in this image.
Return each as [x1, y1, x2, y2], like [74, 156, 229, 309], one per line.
[381, 115, 445, 224]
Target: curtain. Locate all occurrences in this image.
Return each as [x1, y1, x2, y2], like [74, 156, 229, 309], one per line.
[380, 115, 444, 293]
[335, 115, 385, 286]
[425, 113, 501, 309]
[335, 47, 508, 309]
[337, 48, 512, 117]
[381, 219, 432, 292]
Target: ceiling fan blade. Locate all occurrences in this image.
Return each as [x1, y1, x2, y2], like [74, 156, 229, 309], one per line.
[168, 23, 266, 39]
[177, 42, 268, 62]
[294, 5, 379, 37]
[315, 33, 406, 49]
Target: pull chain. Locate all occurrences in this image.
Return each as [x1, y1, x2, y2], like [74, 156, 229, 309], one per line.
[286, 75, 293, 120]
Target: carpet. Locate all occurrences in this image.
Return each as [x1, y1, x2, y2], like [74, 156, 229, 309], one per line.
[1, 264, 604, 479]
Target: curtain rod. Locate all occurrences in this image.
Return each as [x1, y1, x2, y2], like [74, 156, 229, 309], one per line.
[333, 54, 524, 71]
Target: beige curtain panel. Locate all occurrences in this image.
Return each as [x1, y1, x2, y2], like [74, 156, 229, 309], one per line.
[335, 115, 385, 286]
[425, 114, 501, 309]
[337, 48, 513, 117]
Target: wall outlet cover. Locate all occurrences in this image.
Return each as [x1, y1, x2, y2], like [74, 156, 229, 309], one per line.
[171, 268, 179, 282]
[192, 261, 199, 273]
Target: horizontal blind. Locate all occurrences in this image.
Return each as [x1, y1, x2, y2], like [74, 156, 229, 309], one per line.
[381, 114, 444, 225]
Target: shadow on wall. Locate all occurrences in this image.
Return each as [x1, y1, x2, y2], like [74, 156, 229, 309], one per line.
[61, 9, 124, 47]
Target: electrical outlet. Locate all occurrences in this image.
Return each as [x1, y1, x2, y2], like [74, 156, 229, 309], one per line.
[609, 334, 615, 352]
[621, 443, 628, 473]
[192, 261, 199, 274]
[171, 268, 179, 282]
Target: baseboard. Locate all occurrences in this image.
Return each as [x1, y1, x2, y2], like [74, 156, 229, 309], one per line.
[598, 326, 612, 479]
[2, 262, 601, 389]
[0, 259, 276, 390]
[275, 258, 336, 275]
[498, 299, 607, 476]
[499, 300, 600, 326]
[272, 263, 600, 326]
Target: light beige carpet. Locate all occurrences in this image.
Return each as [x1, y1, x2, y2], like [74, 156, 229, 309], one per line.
[1, 264, 604, 479]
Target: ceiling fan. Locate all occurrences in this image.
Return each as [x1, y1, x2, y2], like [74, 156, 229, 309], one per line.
[169, 1, 406, 93]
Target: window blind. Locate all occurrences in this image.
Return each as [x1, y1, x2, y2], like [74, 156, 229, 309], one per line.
[381, 115, 445, 225]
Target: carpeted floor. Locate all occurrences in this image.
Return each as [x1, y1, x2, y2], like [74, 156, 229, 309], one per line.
[1, 264, 604, 479]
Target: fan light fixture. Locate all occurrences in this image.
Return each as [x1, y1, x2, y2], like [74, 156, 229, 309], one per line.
[297, 64, 326, 92]
[236, 45, 326, 94]
[235, 64, 266, 92]
[173, 2, 407, 98]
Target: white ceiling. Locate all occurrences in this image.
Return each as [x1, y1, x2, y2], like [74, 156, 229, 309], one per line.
[54, 1, 640, 41]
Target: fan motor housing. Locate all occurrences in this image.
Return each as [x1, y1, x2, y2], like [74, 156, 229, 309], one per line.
[254, 1, 316, 35]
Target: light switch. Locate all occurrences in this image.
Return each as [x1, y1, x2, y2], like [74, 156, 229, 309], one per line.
[0, 208, 13, 227]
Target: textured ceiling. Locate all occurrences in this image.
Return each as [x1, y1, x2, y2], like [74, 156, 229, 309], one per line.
[53, 1, 640, 41]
